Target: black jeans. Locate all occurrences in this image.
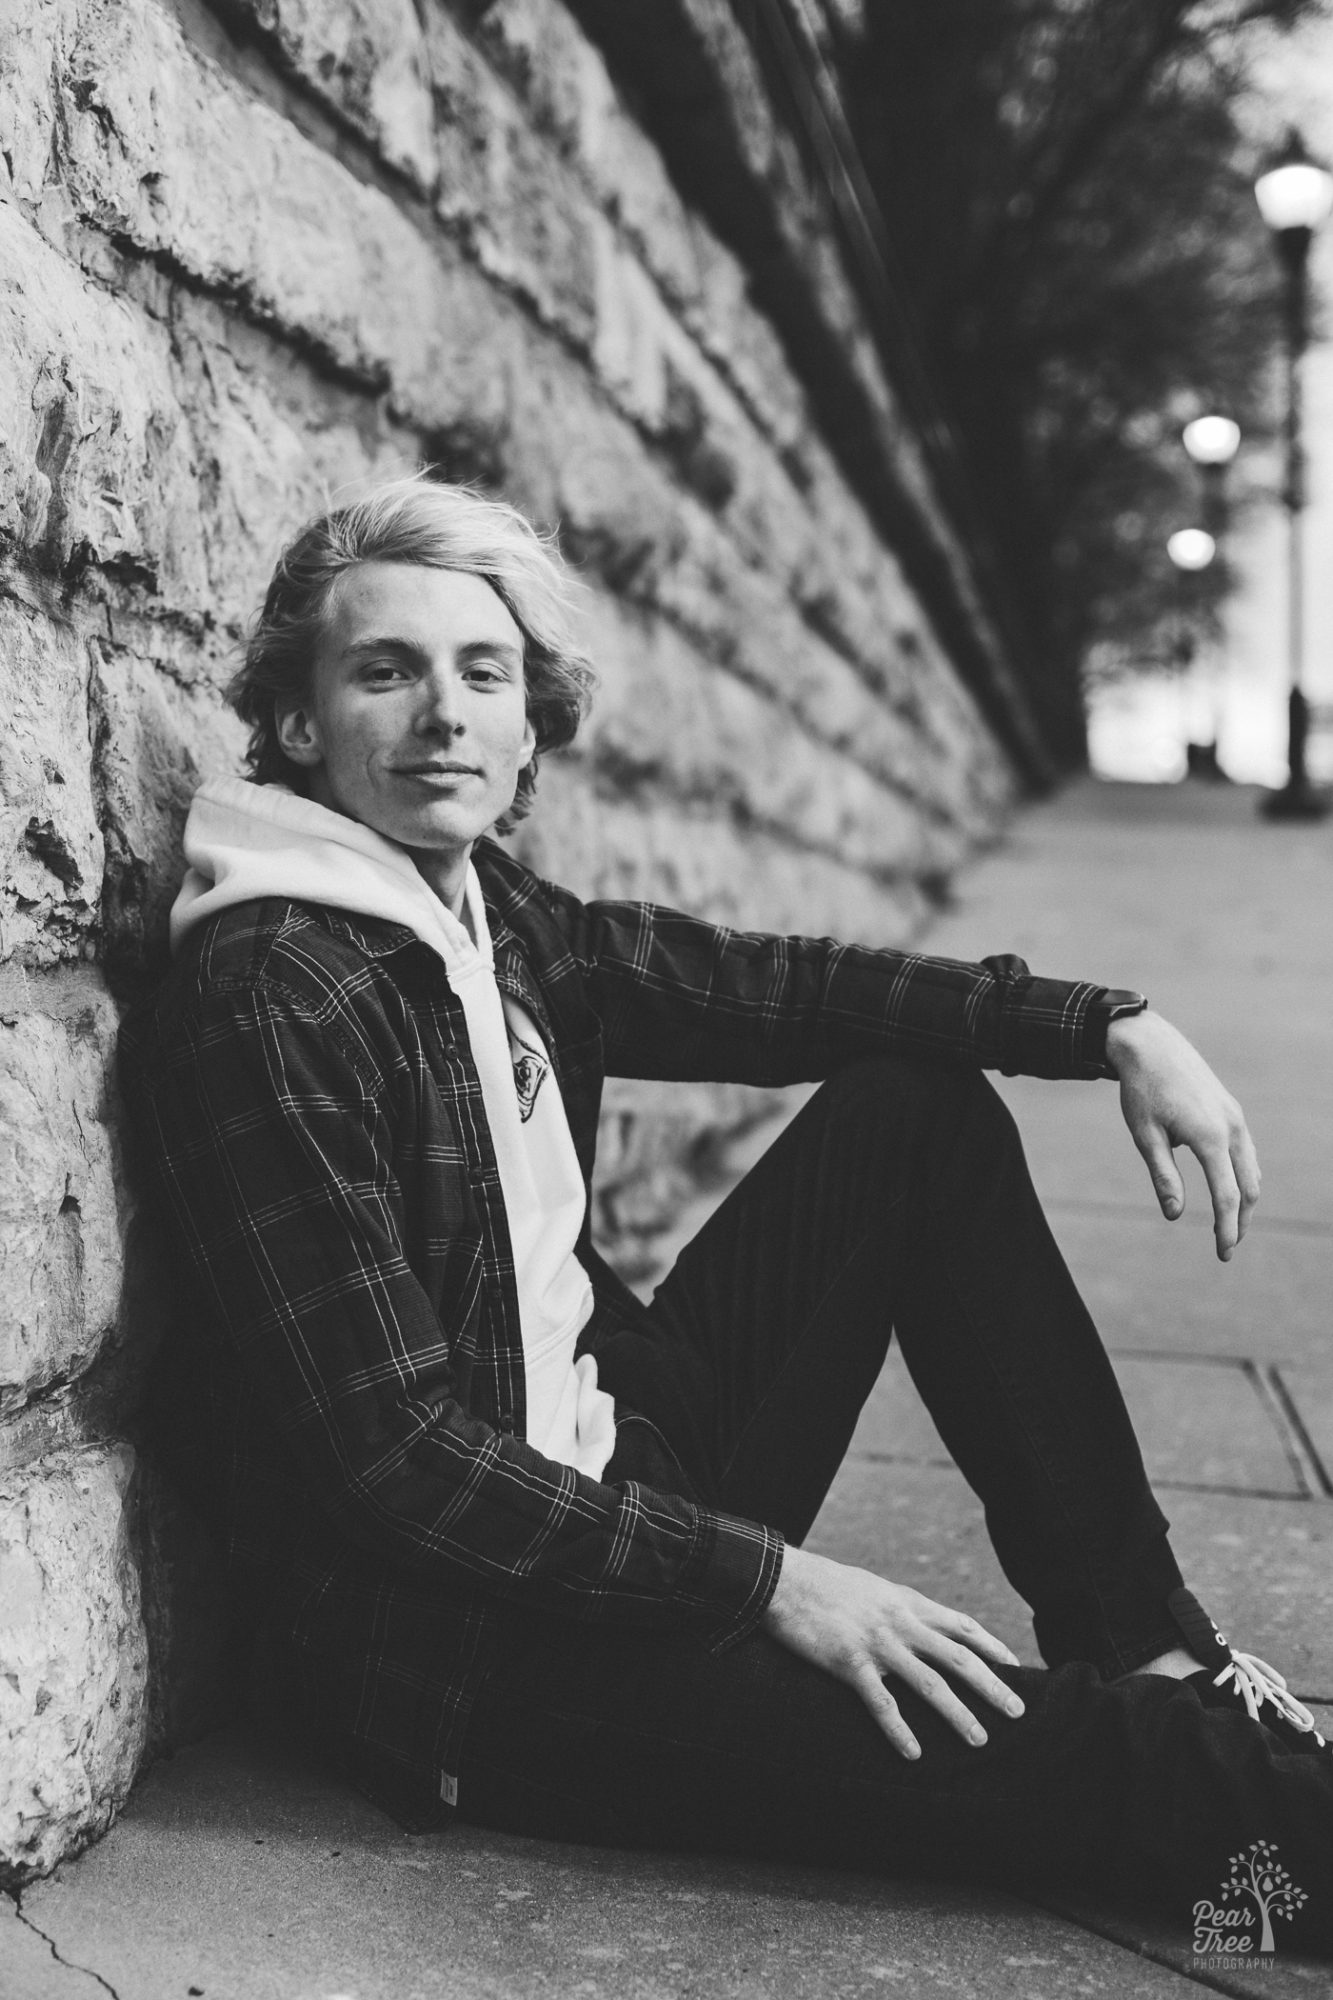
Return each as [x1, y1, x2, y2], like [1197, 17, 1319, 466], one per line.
[457, 1059, 1333, 1945]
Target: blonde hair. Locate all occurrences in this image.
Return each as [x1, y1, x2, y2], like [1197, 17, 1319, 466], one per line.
[228, 475, 594, 832]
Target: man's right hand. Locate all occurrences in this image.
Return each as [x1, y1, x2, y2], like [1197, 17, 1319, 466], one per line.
[760, 1544, 1026, 1759]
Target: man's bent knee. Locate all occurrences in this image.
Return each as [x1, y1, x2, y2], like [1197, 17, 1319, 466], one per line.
[810, 1052, 1009, 1135]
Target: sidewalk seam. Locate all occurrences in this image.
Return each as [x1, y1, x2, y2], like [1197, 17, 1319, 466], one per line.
[1265, 1367, 1333, 1496]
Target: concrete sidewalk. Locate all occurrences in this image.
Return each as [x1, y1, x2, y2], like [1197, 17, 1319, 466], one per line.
[6, 778, 1332, 1999]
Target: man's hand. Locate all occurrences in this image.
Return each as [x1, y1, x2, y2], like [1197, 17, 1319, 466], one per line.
[760, 1544, 1025, 1759]
[1106, 1009, 1260, 1261]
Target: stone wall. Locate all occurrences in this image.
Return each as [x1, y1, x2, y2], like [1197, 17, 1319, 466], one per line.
[0, 0, 1031, 1881]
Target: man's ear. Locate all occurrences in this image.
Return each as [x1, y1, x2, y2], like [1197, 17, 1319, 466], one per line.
[275, 698, 324, 770]
[519, 714, 537, 770]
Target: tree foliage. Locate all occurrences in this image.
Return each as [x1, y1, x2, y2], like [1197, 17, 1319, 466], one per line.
[842, 0, 1326, 755]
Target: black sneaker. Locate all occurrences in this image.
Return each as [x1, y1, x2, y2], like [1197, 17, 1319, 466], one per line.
[1169, 1586, 1328, 1755]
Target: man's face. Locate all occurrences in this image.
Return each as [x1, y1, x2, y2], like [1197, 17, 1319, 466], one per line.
[276, 562, 536, 902]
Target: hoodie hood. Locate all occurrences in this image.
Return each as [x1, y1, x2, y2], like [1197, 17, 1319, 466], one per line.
[171, 775, 491, 982]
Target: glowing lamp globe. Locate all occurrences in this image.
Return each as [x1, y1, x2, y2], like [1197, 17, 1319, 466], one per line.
[1182, 416, 1241, 466]
[1167, 528, 1216, 571]
[1255, 159, 1333, 235]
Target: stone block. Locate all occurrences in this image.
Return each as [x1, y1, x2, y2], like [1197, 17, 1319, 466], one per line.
[0, 976, 123, 1415]
[576, 592, 924, 877]
[637, 0, 980, 604]
[456, 60, 921, 709]
[0, 589, 104, 966]
[420, 7, 600, 345]
[510, 767, 925, 942]
[548, 540, 996, 876]
[215, 0, 438, 190]
[0, 200, 396, 628]
[141, 289, 420, 631]
[89, 634, 246, 974]
[0, 1444, 149, 1883]
[588, 215, 671, 432]
[0, 201, 206, 593]
[457, 0, 711, 347]
[522, 391, 962, 825]
[434, 0, 818, 526]
[587, 227, 743, 517]
[472, 0, 705, 344]
[620, 516, 929, 791]
[593, 1074, 789, 1286]
[26, 0, 502, 421]
[8, 2, 514, 562]
[472, 0, 608, 158]
[219, 0, 599, 346]
[475, 0, 812, 457]
[0, 0, 77, 208]
[414, 0, 813, 495]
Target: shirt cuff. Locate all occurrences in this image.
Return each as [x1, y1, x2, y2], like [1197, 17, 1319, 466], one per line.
[675, 1506, 785, 1653]
[981, 956, 1109, 1080]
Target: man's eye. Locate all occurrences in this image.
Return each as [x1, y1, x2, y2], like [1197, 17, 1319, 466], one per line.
[361, 662, 406, 683]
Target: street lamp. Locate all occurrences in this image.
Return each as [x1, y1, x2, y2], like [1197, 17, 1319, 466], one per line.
[1182, 415, 1242, 470]
[1181, 416, 1241, 776]
[1166, 530, 1217, 771]
[1254, 131, 1333, 818]
[1166, 528, 1216, 571]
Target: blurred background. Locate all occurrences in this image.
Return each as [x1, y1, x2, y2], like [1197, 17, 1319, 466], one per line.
[1082, 4, 1333, 784]
[819, 0, 1333, 797]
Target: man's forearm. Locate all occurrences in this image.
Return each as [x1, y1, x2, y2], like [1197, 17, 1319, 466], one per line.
[539, 880, 1116, 1084]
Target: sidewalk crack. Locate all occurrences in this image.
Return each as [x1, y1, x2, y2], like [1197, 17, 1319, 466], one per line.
[6, 1888, 122, 1999]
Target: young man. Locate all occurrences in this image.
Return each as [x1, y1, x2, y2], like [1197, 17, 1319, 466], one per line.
[121, 478, 1331, 1945]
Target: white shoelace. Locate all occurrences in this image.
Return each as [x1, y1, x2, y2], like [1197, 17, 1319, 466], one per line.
[1215, 1652, 1327, 1747]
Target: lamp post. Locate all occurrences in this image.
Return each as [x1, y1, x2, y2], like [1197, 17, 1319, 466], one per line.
[1181, 415, 1241, 777]
[1166, 531, 1216, 759]
[1254, 132, 1333, 819]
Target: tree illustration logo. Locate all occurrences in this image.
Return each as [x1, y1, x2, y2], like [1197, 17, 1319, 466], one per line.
[1192, 1840, 1309, 1959]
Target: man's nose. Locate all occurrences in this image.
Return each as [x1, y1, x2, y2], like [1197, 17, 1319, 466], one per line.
[414, 666, 464, 734]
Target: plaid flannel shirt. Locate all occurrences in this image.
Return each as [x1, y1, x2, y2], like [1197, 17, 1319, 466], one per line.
[119, 832, 1111, 1827]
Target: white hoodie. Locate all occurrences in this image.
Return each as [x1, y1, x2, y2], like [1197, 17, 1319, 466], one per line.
[171, 776, 616, 1480]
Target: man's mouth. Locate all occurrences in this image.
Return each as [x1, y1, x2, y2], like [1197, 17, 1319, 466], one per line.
[396, 762, 482, 778]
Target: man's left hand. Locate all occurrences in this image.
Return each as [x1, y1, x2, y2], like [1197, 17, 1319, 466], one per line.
[1106, 1009, 1260, 1261]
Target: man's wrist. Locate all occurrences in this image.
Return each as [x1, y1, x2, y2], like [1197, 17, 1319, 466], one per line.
[1085, 988, 1149, 1076]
